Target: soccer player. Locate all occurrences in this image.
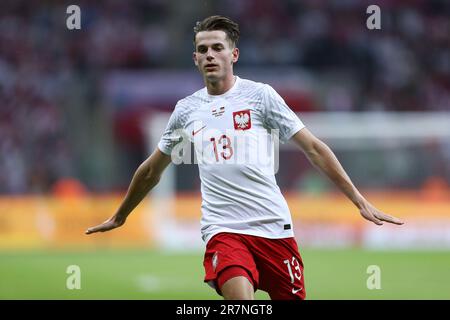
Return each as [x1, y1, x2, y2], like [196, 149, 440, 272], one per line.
[86, 15, 404, 300]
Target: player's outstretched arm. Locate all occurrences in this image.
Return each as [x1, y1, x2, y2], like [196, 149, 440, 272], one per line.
[85, 148, 172, 234]
[291, 128, 404, 226]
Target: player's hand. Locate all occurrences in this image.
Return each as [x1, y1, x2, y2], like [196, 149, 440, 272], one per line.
[85, 215, 126, 235]
[359, 201, 404, 226]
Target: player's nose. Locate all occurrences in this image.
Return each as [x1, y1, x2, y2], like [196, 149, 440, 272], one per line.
[206, 48, 215, 59]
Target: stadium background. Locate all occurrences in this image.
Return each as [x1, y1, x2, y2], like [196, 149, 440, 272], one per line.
[0, 0, 449, 299]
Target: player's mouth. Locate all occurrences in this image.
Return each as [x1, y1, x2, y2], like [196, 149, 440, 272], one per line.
[205, 64, 218, 71]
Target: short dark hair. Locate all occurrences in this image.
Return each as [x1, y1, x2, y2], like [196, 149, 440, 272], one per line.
[193, 15, 240, 48]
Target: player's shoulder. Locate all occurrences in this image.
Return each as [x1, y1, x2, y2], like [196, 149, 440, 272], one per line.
[172, 87, 208, 114]
[175, 87, 208, 109]
[237, 77, 267, 92]
[236, 77, 274, 99]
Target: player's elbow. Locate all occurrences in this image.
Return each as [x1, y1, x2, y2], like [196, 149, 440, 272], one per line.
[303, 137, 320, 157]
[305, 139, 329, 165]
[146, 168, 162, 186]
[138, 163, 162, 186]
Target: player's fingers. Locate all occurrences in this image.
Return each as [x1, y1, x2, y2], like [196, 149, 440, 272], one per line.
[378, 213, 404, 225]
[361, 210, 383, 225]
[85, 226, 100, 234]
[371, 217, 383, 226]
[85, 224, 109, 235]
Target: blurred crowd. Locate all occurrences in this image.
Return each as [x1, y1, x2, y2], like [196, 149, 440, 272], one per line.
[0, 0, 448, 193]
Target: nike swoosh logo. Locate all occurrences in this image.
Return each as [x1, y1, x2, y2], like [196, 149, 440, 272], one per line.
[292, 287, 303, 294]
[192, 125, 206, 136]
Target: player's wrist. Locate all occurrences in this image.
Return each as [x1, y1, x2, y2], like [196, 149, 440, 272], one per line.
[352, 193, 367, 210]
[114, 212, 128, 223]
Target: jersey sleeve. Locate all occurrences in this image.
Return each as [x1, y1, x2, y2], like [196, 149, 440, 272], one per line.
[157, 103, 186, 156]
[261, 84, 305, 143]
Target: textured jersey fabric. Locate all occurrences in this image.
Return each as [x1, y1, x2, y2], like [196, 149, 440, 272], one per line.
[158, 76, 305, 243]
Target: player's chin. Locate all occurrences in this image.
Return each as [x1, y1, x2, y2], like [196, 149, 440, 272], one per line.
[204, 72, 220, 81]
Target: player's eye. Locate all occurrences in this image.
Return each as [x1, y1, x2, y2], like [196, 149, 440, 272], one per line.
[197, 47, 207, 53]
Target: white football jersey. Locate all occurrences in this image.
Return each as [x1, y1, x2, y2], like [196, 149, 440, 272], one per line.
[158, 76, 305, 243]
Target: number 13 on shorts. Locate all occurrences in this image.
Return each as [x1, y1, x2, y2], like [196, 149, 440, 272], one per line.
[284, 256, 303, 292]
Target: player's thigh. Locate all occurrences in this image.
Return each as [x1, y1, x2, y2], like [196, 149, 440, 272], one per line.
[203, 233, 259, 291]
[252, 237, 306, 300]
[219, 268, 255, 300]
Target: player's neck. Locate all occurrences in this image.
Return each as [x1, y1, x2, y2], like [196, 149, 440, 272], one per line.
[205, 74, 236, 96]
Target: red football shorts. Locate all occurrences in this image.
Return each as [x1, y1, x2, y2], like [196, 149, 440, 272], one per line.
[203, 232, 306, 300]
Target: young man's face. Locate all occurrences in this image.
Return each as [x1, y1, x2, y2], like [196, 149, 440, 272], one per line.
[193, 30, 239, 82]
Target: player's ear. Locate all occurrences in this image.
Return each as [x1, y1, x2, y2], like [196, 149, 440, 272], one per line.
[193, 52, 198, 66]
[232, 47, 239, 64]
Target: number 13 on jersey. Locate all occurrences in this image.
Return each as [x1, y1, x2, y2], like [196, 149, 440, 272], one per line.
[210, 134, 233, 161]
